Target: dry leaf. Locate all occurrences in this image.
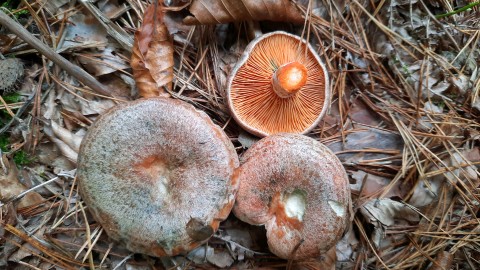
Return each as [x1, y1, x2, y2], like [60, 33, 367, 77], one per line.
[131, 3, 174, 97]
[0, 155, 43, 208]
[41, 0, 69, 15]
[428, 251, 454, 270]
[43, 123, 80, 163]
[237, 130, 259, 149]
[187, 246, 234, 268]
[49, 121, 83, 152]
[409, 147, 479, 207]
[361, 199, 420, 248]
[350, 171, 404, 199]
[183, 0, 305, 25]
[35, 142, 74, 172]
[78, 99, 116, 116]
[336, 225, 359, 263]
[361, 198, 419, 227]
[78, 45, 130, 76]
[125, 260, 153, 270]
[349, 98, 381, 126]
[328, 128, 403, 163]
[207, 249, 234, 268]
[293, 247, 336, 270]
[9, 227, 47, 262]
[408, 177, 444, 208]
[57, 12, 109, 52]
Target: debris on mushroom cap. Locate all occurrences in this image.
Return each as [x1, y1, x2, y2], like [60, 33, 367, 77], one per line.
[227, 31, 330, 137]
[77, 98, 240, 257]
[233, 133, 351, 260]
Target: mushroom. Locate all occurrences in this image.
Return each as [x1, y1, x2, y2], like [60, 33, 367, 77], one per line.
[77, 98, 239, 257]
[233, 133, 351, 260]
[227, 31, 329, 137]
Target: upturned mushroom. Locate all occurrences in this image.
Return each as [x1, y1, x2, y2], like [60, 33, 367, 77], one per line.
[233, 133, 351, 260]
[227, 31, 330, 137]
[77, 98, 239, 257]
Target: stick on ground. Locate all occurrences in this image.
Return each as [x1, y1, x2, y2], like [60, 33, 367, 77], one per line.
[0, 10, 123, 100]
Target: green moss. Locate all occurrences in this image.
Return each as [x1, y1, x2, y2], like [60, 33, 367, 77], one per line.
[0, 134, 8, 152]
[2, 92, 21, 103]
[0, 93, 20, 125]
[0, 109, 11, 124]
[0, 136, 34, 166]
[1, 0, 28, 17]
[13, 150, 34, 166]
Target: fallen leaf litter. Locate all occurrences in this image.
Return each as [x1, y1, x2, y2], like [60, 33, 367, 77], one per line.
[0, 0, 479, 269]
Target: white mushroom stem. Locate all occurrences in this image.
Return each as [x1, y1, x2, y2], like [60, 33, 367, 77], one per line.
[272, 61, 308, 98]
[284, 190, 307, 221]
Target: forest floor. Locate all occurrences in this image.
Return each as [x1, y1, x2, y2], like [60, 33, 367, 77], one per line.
[0, 0, 479, 269]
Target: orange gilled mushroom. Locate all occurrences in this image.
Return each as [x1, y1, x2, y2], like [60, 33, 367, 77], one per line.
[227, 31, 330, 137]
[233, 133, 351, 260]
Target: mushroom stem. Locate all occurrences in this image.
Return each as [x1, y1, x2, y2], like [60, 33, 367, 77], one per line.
[272, 61, 308, 98]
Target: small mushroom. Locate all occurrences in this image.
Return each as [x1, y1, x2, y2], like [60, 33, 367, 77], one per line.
[77, 98, 239, 257]
[233, 133, 351, 260]
[227, 31, 329, 137]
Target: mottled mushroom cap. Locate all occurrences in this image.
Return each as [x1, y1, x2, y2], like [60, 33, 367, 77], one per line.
[77, 98, 239, 257]
[227, 31, 330, 137]
[233, 134, 350, 260]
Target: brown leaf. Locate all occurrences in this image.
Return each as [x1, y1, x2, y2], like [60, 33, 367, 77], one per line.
[428, 251, 454, 270]
[183, 0, 305, 25]
[294, 246, 337, 270]
[0, 155, 43, 208]
[78, 45, 130, 76]
[57, 12, 108, 52]
[131, 3, 174, 98]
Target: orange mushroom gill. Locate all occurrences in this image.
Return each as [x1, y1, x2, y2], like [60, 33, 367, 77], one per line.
[228, 32, 328, 136]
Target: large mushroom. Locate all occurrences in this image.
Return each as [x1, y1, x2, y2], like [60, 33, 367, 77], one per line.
[233, 133, 351, 260]
[227, 31, 330, 137]
[77, 98, 239, 257]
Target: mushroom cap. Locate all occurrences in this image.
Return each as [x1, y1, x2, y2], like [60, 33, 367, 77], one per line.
[233, 133, 350, 260]
[77, 98, 239, 257]
[227, 31, 330, 137]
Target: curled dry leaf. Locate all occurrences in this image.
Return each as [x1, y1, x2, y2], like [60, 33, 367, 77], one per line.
[49, 121, 83, 152]
[131, 3, 174, 97]
[183, 0, 305, 25]
[43, 121, 82, 163]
